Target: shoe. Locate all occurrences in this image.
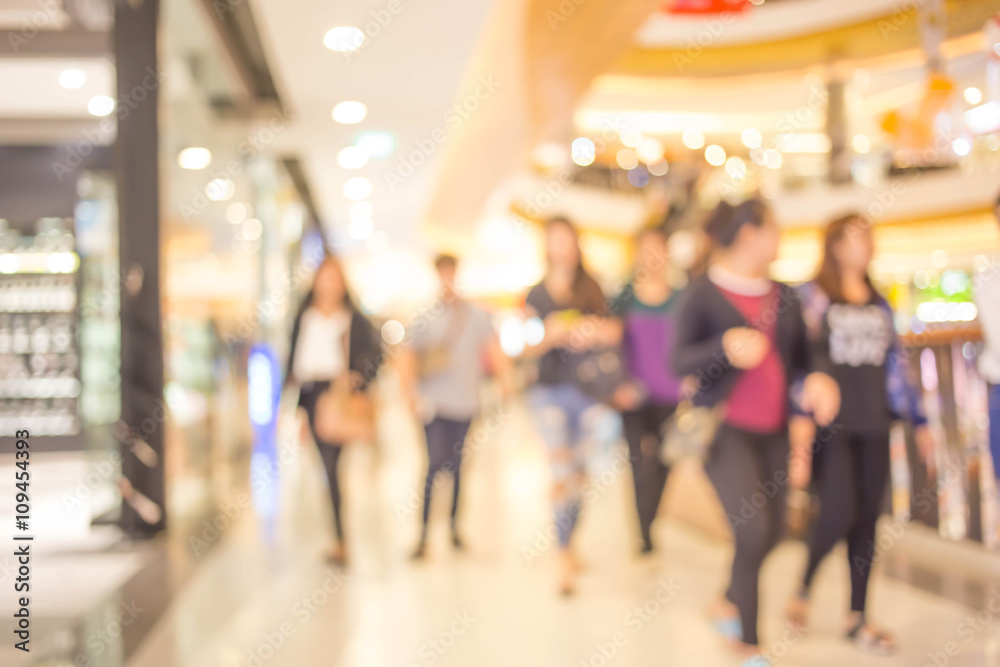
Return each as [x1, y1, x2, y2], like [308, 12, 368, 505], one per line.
[451, 532, 465, 551]
[410, 543, 427, 561]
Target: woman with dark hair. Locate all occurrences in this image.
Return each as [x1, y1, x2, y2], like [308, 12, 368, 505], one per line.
[787, 213, 933, 654]
[610, 226, 683, 554]
[672, 200, 840, 666]
[523, 217, 622, 595]
[286, 254, 382, 566]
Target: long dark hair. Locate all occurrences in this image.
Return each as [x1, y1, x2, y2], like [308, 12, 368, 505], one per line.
[814, 213, 875, 303]
[545, 217, 604, 312]
[704, 199, 768, 248]
[300, 253, 358, 313]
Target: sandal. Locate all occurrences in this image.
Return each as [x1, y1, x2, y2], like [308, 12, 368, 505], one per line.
[846, 616, 896, 655]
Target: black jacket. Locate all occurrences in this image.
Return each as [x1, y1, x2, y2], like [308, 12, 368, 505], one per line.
[671, 275, 812, 409]
[285, 301, 383, 391]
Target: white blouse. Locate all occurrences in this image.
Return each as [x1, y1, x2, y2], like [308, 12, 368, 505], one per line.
[292, 308, 351, 382]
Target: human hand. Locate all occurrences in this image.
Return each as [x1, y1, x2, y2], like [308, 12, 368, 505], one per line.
[801, 372, 840, 427]
[722, 327, 770, 370]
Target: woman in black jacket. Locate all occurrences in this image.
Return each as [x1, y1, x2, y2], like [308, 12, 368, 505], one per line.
[672, 200, 839, 667]
[286, 254, 382, 566]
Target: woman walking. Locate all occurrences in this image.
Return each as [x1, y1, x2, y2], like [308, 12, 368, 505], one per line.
[672, 200, 840, 666]
[286, 254, 382, 566]
[523, 217, 622, 595]
[787, 213, 934, 654]
[611, 227, 684, 554]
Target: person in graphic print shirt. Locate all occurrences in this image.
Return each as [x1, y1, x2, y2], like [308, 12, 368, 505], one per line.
[787, 213, 934, 655]
[672, 200, 840, 667]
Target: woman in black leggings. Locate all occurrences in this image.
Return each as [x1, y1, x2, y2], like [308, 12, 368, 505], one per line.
[673, 201, 840, 667]
[788, 214, 934, 654]
[286, 255, 382, 566]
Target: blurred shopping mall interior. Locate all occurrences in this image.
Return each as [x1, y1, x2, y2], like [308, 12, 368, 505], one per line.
[2, 0, 1000, 665]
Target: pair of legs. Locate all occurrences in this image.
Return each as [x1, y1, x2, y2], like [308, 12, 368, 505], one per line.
[413, 416, 472, 557]
[705, 423, 789, 650]
[622, 401, 675, 553]
[528, 383, 608, 594]
[793, 427, 893, 651]
[300, 381, 346, 563]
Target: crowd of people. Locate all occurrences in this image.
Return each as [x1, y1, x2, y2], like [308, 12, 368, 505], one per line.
[282, 197, 1000, 667]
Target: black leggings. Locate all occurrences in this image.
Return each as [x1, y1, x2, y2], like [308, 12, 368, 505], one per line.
[299, 381, 345, 542]
[801, 428, 890, 614]
[705, 423, 790, 646]
[622, 402, 675, 550]
[419, 417, 472, 542]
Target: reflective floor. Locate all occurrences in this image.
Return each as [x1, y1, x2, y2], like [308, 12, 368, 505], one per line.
[11, 396, 1000, 667]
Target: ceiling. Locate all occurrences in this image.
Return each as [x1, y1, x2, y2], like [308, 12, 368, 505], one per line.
[246, 0, 498, 252]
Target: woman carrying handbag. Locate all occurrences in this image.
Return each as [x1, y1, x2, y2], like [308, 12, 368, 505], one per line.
[286, 254, 383, 567]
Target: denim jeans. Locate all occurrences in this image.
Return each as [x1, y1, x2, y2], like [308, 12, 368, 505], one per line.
[528, 383, 621, 548]
[990, 384, 1000, 480]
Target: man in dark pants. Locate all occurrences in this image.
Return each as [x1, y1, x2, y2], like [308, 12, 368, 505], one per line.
[400, 254, 511, 559]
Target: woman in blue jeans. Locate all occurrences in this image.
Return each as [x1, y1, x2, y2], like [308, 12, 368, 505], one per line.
[523, 217, 622, 595]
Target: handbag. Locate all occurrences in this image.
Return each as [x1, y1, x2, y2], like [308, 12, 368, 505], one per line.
[572, 346, 627, 404]
[314, 323, 377, 445]
[660, 400, 723, 465]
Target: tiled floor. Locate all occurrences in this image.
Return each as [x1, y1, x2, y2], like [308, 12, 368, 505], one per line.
[119, 398, 1000, 667]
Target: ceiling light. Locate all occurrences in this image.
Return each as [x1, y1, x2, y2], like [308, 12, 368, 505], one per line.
[206, 178, 235, 201]
[356, 131, 395, 159]
[776, 133, 831, 153]
[242, 218, 263, 241]
[620, 128, 642, 148]
[59, 68, 86, 89]
[682, 128, 705, 150]
[332, 101, 367, 124]
[343, 177, 372, 200]
[952, 137, 971, 157]
[964, 87, 983, 105]
[741, 128, 762, 149]
[571, 137, 595, 166]
[323, 26, 365, 52]
[647, 159, 669, 176]
[349, 201, 373, 222]
[852, 134, 871, 154]
[616, 148, 639, 170]
[337, 146, 369, 170]
[704, 144, 726, 166]
[725, 156, 746, 180]
[348, 217, 374, 240]
[636, 137, 664, 164]
[87, 95, 115, 117]
[227, 203, 249, 224]
[178, 147, 212, 170]
[763, 149, 783, 169]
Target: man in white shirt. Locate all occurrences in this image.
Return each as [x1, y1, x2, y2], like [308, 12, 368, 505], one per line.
[975, 193, 1000, 482]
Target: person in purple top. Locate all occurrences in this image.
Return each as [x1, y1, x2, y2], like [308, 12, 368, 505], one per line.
[610, 227, 684, 554]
